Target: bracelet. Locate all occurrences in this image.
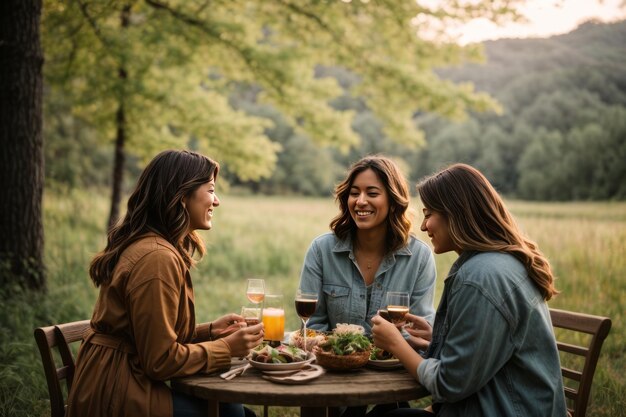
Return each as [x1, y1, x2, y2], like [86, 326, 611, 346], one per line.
[208, 322, 214, 341]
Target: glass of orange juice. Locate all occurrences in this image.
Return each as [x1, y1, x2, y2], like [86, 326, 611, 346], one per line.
[262, 294, 285, 344]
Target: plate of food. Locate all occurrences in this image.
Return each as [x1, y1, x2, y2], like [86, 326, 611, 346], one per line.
[247, 343, 315, 371]
[288, 328, 328, 351]
[367, 359, 402, 369]
[368, 346, 403, 370]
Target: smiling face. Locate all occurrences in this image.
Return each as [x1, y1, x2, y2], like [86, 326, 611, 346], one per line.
[184, 178, 220, 232]
[420, 207, 459, 254]
[348, 168, 389, 233]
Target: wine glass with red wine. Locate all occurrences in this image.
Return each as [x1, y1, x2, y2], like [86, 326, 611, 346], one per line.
[295, 289, 318, 351]
[385, 291, 409, 326]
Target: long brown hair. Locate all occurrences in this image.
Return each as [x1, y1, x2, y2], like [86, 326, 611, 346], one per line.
[330, 155, 412, 254]
[417, 163, 558, 300]
[89, 150, 219, 287]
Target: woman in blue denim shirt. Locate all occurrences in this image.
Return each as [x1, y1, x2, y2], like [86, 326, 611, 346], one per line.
[299, 155, 437, 417]
[371, 163, 567, 417]
[299, 155, 436, 334]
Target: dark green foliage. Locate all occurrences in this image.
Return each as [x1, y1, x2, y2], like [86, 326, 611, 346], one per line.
[425, 20, 626, 200]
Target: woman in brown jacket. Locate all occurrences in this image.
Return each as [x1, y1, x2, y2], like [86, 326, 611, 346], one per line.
[67, 150, 264, 417]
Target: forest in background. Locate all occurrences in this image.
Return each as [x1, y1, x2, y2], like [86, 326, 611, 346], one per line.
[44, 19, 626, 200]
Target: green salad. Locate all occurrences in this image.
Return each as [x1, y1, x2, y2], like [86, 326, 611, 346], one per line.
[369, 346, 395, 360]
[249, 343, 308, 363]
[318, 331, 371, 356]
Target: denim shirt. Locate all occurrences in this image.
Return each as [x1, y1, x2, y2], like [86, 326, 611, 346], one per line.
[418, 251, 568, 417]
[298, 232, 436, 334]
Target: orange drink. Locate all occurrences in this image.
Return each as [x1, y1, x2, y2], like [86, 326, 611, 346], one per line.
[262, 307, 285, 341]
[262, 294, 285, 342]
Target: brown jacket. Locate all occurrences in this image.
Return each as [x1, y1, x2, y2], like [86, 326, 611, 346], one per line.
[67, 234, 232, 417]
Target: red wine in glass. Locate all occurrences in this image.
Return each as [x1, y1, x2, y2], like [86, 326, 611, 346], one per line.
[295, 298, 317, 319]
[295, 290, 318, 351]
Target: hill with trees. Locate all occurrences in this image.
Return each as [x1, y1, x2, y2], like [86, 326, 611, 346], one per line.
[420, 19, 626, 200]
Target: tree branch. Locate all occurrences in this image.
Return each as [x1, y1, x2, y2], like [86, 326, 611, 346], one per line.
[143, 0, 285, 94]
[76, 0, 113, 50]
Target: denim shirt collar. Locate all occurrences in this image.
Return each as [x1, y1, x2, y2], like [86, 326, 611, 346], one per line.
[443, 250, 477, 282]
[333, 236, 413, 278]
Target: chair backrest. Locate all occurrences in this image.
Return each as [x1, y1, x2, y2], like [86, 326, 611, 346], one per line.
[550, 308, 611, 417]
[34, 320, 90, 417]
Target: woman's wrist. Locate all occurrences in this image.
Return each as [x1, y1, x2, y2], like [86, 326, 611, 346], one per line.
[208, 322, 214, 341]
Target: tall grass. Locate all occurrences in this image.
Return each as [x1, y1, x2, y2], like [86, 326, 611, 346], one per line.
[1, 192, 624, 416]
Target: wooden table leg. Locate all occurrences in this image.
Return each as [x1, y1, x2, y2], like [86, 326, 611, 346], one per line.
[327, 407, 342, 417]
[301, 406, 327, 417]
[207, 399, 219, 417]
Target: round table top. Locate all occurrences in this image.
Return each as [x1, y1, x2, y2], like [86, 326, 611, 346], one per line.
[172, 363, 429, 408]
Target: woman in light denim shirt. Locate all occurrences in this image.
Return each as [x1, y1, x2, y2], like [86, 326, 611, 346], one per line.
[371, 163, 567, 417]
[298, 156, 437, 417]
[299, 155, 436, 334]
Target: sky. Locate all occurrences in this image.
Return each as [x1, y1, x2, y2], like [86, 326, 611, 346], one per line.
[421, 0, 626, 44]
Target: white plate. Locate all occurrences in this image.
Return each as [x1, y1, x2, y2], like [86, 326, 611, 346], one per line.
[262, 368, 303, 376]
[248, 352, 316, 371]
[367, 358, 403, 370]
[262, 364, 325, 384]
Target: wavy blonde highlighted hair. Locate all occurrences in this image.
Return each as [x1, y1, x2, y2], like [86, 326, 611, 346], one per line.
[417, 163, 558, 300]
[330, 155, 412, 254]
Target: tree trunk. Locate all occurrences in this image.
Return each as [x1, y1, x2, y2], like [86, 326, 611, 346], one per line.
[107, 4, 131, 231]
[107, 99, 126, 231]
[0, 0, 45, 292]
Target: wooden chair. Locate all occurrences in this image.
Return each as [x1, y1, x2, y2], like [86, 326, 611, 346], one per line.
[550, 308, 612, 417]
[34, 320, 90, 417]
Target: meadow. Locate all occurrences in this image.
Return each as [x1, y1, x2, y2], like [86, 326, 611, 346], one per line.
[1, 191, 625, 416]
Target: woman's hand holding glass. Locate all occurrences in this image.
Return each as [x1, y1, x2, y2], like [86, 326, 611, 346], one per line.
[402, 313, 432, 351]
[210, 313, 247, 339]
[223, 323, 265, 358]
[370, 314, 406, 355]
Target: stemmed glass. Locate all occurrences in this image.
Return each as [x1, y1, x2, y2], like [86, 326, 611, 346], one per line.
[385, 291, 409, 327]
[246, 278, 265, 304]
[294, 289, 318, 352]
[241, 306, 262, 326]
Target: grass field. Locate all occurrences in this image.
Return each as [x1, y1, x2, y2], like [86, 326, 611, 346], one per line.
[1, 191, 625, 416]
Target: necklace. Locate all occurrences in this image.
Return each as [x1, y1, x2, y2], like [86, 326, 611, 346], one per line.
[356, 249, 383, 271]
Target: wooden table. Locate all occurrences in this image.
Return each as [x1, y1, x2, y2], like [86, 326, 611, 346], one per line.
[172, 364, 430, 417]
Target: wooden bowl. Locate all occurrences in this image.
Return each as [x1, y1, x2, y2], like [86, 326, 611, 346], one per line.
[313, 347, 370, 371]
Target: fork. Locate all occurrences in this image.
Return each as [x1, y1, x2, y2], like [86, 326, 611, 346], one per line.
[220, 364, 251, 380]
